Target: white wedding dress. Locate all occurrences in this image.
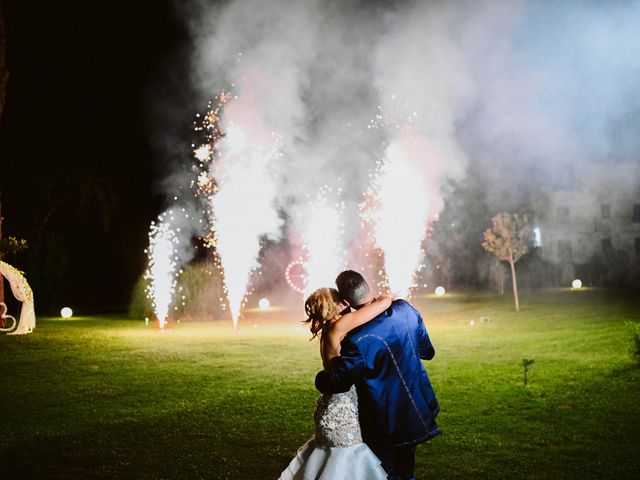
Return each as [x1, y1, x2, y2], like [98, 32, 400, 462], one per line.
[278, 385, 387, 480]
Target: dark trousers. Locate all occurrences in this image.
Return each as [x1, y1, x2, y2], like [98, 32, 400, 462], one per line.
[368, 443, 417, 480]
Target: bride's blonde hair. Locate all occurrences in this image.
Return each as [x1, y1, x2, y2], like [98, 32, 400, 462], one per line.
[304, 288, 342, 339]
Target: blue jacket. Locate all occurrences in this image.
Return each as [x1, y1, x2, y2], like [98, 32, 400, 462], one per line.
[315, 299, 441, 447]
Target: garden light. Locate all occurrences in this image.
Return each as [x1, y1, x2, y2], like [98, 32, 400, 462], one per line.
[435, 286, 446, 297]
[60, 307, 73, 318]
[258, 298, 270, 309]
[572, 279, 582, 289]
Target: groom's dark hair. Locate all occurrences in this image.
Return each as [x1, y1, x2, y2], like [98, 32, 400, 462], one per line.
[336, 270, 371, 307]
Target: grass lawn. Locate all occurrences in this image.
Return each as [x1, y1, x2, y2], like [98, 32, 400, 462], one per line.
[1, 289, 639, 479]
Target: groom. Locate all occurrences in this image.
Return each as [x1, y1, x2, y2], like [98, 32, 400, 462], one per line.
[315, 270, 441, 480]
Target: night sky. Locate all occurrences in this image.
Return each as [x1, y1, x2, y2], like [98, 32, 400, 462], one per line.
[0, 1, 194, 310]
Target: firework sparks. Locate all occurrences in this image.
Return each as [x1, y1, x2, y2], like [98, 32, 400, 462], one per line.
[372, 138, 429, 296]
[285, 259, 307, 295]
[208, 81, 283, 330]
[145, 212, 180, 329]
[302, 188, 346, 295]
[362, 97, 442, 297]
[194, 144, 212, 162]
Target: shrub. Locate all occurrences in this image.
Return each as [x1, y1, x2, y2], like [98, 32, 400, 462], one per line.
[626, 321, 640, 363]
[129, 262, 228, 321]
[26, 234, 69, 314]
[128, 274, 153, 319]
[172, 262, 227, 320]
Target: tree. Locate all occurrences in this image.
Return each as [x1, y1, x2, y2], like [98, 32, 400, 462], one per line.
[431, 176, 492, 286]
[482, 213, 531, 311]
[0, 0, 8, 120]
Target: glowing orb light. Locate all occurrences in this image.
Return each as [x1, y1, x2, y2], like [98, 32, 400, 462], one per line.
[60, 307, 73, 318]
[258, 298, 270, 309]
[435, 286, 446, 297]
[572, 279, 583, 289]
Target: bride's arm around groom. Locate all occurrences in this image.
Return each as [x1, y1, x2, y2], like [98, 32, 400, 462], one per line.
[315, 270, 441, 479]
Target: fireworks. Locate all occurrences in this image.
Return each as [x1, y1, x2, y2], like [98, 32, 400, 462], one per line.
[301, 188, 346, 295]
[361, 98, 435, 297]
[207, 81, 284, 330]
[194, 144, 212, 162]
[145, 212, 180, 329]
[146, 82, 283, 331]
[374, 139, 430, 296]
[212, 159, 281, 329]
[285, 260, 307, 295]
[282, 189, 346, 297]
[190, 90, 232, 249]
[144, 79, 450, 328]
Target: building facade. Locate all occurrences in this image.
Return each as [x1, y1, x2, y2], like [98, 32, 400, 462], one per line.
[534, 163, 640, 285]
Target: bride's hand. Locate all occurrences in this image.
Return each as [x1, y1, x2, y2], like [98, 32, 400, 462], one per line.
[378, 293, 396, 303]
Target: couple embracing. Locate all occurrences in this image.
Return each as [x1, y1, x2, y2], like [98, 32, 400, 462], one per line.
[280, 270, 441, 480]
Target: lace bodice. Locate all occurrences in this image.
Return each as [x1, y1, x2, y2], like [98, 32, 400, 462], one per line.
[313, 385, 363, 448]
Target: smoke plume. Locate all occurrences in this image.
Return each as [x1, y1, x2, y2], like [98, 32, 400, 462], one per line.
[155, 0, 640, 305]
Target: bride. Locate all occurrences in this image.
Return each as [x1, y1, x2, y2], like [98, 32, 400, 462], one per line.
[279, 287, 392, 480]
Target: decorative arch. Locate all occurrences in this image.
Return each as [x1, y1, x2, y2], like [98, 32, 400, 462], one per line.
[0, 260, 35, 334]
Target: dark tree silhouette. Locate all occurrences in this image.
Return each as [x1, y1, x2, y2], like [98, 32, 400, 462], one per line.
[0, 1, 7, 120]
[0, 3, 7, 303]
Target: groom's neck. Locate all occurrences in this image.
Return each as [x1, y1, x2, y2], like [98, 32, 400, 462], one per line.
[352, 295, 374, 310]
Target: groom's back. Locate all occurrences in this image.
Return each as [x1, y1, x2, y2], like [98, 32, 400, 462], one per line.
[345, 299, 440, 447]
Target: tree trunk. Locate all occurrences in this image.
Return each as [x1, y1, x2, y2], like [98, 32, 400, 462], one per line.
[509, 255, 519, 312]
[0, 191, 4, 305]
[0, 3, 9, 305]
[0, 2, 6, 304]
[0, 0, 8, 120]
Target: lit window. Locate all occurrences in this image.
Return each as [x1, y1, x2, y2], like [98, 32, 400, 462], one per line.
[533, 227, 542, 247]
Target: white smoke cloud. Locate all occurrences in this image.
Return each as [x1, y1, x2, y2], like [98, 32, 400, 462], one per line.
[157, 0, 640, 301]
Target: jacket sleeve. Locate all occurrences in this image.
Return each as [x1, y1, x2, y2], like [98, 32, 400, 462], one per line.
[414, 306, 435, 360]
[315, 335, 366, 394]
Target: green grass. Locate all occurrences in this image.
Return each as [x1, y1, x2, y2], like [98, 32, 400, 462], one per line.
[1, 289, 639, 479]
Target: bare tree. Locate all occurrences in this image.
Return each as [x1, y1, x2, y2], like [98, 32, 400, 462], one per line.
[482, 213, 531, 311]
